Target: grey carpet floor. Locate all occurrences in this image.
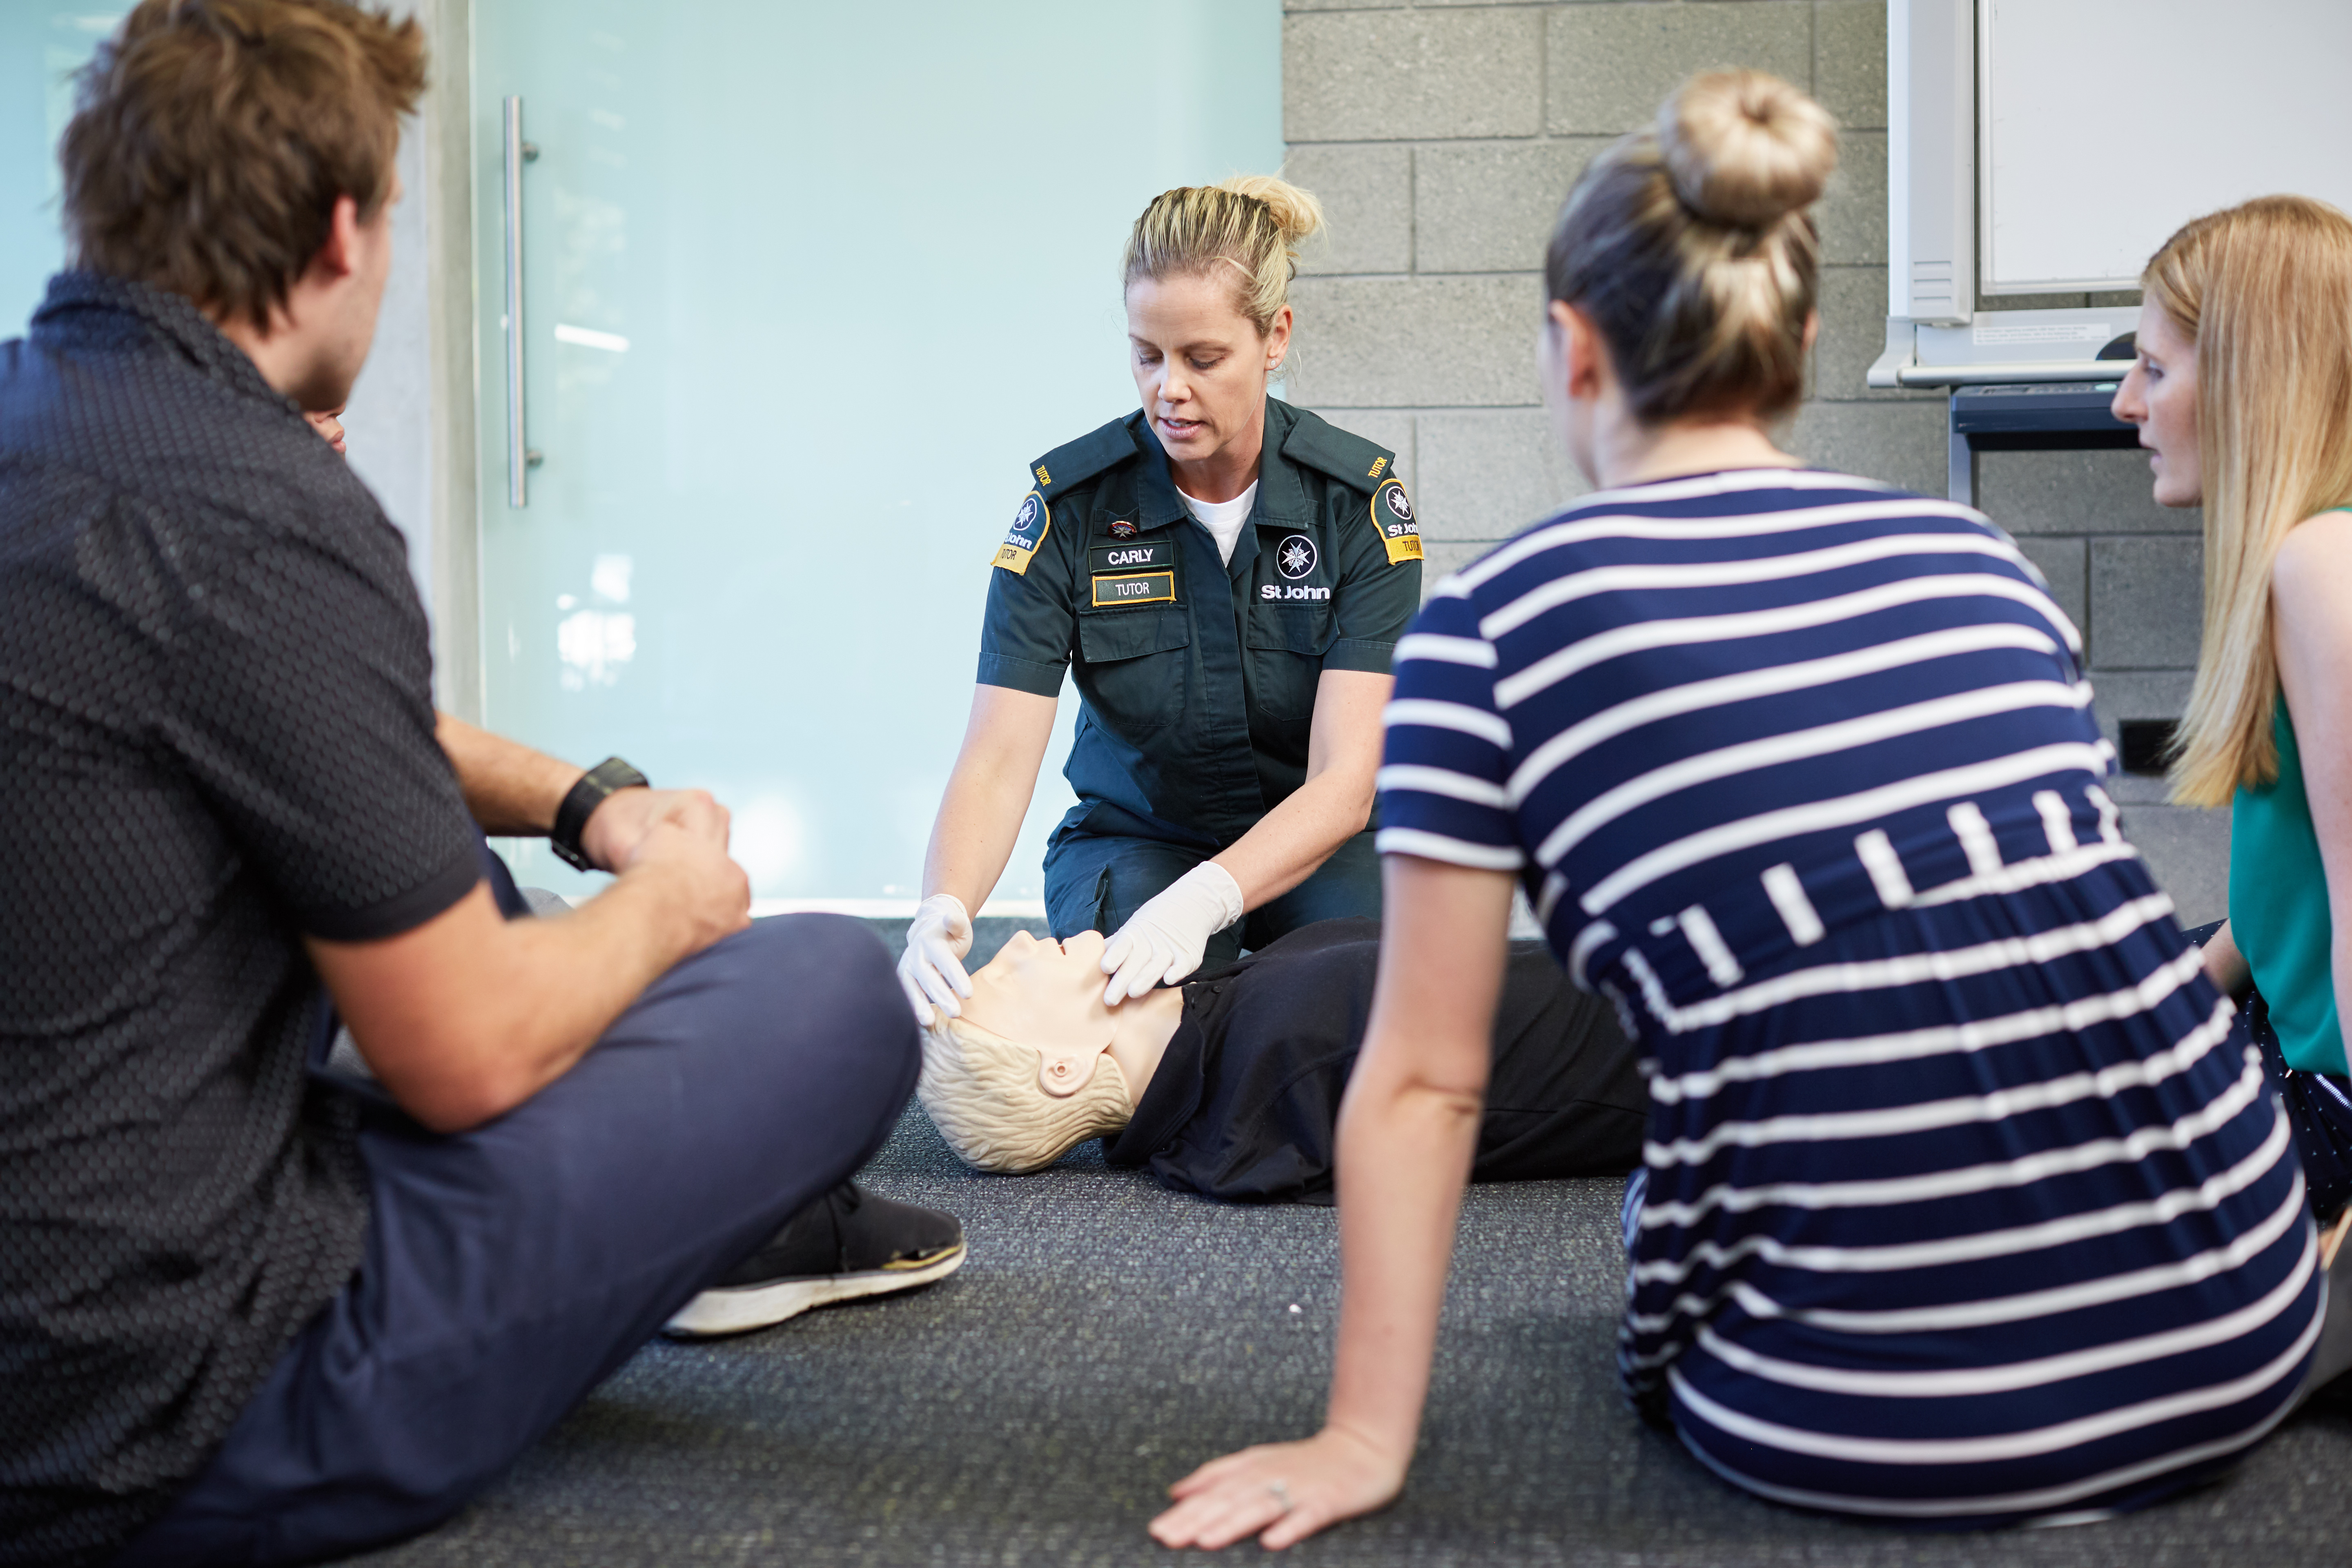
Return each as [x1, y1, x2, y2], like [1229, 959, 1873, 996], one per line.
[351, 1098, 2352, 1568]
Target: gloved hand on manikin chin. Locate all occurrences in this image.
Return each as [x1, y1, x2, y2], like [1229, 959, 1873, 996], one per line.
[1099, 862, 1245, 1004]
[897, 893, 974, 1026]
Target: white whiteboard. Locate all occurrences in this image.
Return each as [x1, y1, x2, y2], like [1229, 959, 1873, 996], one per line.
[1982, 0, 2352, 294]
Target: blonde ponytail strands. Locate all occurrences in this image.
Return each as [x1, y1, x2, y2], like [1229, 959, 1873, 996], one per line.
[1124, 175, 1324, 334]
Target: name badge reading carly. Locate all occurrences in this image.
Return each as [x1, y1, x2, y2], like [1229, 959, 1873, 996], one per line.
[1089, 570, 1176, 609]
[1089, 541, 1174, 574]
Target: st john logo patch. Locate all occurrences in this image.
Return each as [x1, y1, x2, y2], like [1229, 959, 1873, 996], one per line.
[1370, 478, 1421, 565]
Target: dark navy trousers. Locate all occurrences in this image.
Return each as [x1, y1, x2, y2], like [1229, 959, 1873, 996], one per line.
[1044, 827, 1381, 971]
[117, 852, 919, 1567]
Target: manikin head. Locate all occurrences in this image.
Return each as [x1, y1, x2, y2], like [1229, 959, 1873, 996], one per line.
[918, 930, 1136, 1174]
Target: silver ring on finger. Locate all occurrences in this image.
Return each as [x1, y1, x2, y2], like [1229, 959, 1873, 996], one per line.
[1267, 1479, 1292, 1512]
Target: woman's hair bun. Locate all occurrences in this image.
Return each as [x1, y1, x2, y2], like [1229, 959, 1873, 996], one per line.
[1216, 174, 1325, 247]
[1658, 69, 1838, 229]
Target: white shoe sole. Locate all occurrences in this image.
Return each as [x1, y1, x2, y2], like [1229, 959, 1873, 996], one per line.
[662, 1242, 967, 1339]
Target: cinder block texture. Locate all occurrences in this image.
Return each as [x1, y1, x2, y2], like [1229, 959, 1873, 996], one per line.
[1976, 448, 2192, 536]
[1418, 410, 1590, 541]
[1813, 0, 1888, 129]
[1817, 130, 1886, 267]
[1415, 140, 1611, 275]
[1285, 9, 1543, 143]
[1288, 275, 1546, 408]
[1547, 3, 1812, 135]
[2015, 535, 2087, 637]
[1301, 405, 1417, 491]
[1278, 0, 2216, 918]
[1814, 265, 1933, 401]
[2118, 804, 2232, 927]
[2091, 536, 2204, 669]
[1286, 144, 1413, 276]
[1421, 538, 1494, 593]
[2091, 668, 2197, 729]
[1787, 400, 1947, 498]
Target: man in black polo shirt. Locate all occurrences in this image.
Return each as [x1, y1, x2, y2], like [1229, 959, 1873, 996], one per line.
[0, 6, 958, 1565]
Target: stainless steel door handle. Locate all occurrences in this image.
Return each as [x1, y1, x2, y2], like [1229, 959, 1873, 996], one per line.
[502, 96, 542, 507]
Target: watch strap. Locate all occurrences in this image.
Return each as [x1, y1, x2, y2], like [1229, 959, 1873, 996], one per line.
[550, 756, 650, 871]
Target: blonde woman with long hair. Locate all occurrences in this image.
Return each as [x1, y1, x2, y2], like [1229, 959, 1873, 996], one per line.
[2112, 195, 2352, 1241]
[1154, 78, 2340, 1551]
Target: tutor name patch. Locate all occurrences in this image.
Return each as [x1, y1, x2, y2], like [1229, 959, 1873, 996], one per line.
[1090, 570, 1176, 608]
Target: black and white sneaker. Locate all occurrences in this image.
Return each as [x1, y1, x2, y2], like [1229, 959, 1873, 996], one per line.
[664, 1182, 965, 1339]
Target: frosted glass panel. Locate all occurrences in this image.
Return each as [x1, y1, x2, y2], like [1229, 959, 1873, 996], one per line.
[0, 6, 134, 339]
[474, 0, 1281, 903]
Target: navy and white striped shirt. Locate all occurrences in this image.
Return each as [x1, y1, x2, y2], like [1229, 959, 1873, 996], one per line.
[1378, 469, 2319, 1522]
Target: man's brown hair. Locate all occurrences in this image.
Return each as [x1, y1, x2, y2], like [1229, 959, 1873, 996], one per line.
[60, 0, 426, 330]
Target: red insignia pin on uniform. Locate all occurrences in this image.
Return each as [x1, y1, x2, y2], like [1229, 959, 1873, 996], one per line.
[1108, 519, 1138, 539]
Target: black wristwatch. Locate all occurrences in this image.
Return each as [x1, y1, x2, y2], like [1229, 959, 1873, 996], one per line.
[550, 756, 650, 871]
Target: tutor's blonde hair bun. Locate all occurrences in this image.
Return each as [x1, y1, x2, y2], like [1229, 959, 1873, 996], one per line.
[1124, 174, 1326, 334]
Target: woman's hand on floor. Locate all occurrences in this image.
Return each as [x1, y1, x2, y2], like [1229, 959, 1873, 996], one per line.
[1147, 1423, 1405, 1551]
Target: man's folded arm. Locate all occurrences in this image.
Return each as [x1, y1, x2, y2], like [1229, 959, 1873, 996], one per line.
[307, 792, 750, 1134]
[433, 711, 577, 835]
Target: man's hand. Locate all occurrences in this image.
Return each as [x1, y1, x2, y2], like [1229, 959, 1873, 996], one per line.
[619, 791, 751, 947]
[1149, 1424, 1405, 1552]
[310, 787, 748, 1134]
[579, 785, 732, 874]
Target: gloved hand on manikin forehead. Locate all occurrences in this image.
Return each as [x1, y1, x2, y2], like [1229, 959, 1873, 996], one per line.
[1099, 861, 1245, 1004]
[897, 893, 974, 1026]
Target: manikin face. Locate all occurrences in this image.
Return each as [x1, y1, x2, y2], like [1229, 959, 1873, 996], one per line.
[1126, 272, 1287, 470]
[2111, 301, 2202, 508]
[961, 929, 1120, 1086]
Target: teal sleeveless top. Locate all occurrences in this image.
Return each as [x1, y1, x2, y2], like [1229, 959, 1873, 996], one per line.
[2231, 695, 2349, 1074]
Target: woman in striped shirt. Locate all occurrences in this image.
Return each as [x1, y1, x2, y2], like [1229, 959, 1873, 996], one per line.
[1150, 71, 2336, 1551]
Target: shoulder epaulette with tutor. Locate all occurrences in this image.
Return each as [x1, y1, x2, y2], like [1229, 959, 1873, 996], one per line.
[1027, 418, 1143, 499]
[1281, 408, 1396, 495]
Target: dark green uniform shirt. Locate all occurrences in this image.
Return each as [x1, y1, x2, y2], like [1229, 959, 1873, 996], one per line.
[978, 400, 1423, 851]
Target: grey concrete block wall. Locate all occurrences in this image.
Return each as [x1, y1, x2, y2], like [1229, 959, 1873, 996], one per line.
[1282, 0, 2230, 922]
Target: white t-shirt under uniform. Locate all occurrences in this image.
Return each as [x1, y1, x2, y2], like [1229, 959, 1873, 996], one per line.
[1179, 481, 1259, 565]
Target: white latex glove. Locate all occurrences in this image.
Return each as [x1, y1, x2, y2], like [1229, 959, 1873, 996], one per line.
[897, 893, 974, 1026]
[1099, 862, 1245, 1004]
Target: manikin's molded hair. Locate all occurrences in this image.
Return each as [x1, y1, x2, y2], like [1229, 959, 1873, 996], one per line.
[918, 1018, 1132, 1175]
[1123, 175, 1324, 334]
